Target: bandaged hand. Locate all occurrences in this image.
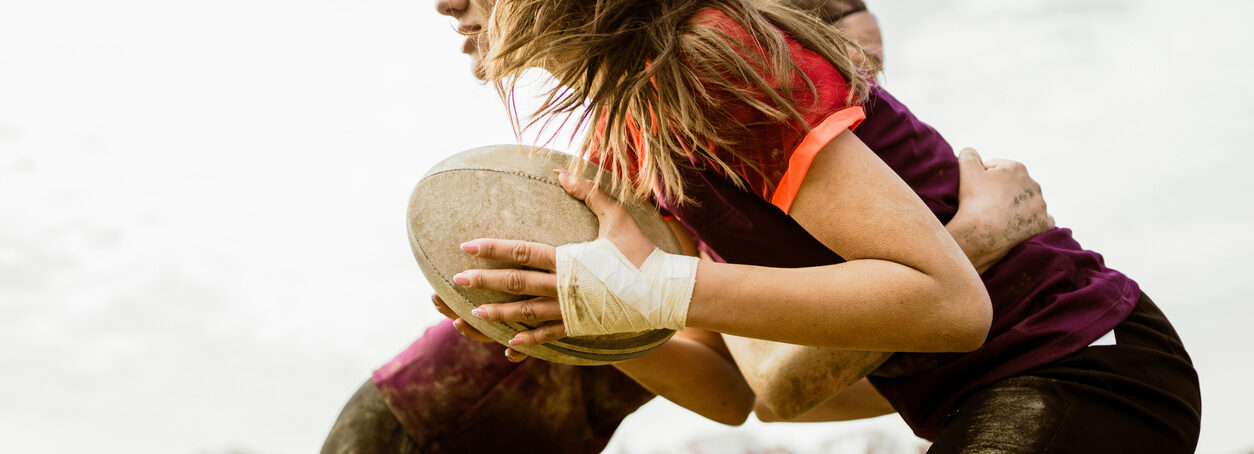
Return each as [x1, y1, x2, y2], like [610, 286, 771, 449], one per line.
[557, 239, 698, 336]
[452, 170, 699, 350]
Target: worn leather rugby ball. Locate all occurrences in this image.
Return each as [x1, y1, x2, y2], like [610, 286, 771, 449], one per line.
[407, 144, 681, 365]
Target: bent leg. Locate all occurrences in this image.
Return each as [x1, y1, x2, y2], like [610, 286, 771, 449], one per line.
[321, 380, 417, 454]
[929, 294, 1201, 453]
[323, 320, 654, 453]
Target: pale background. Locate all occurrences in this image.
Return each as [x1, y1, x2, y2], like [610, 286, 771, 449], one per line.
[2, 0, 1251, 452]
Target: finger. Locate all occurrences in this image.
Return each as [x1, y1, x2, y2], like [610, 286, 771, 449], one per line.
[460, 238, 556, 270]
[452, 318, 495, 343]
[504, 348, 529, 363]
[508, 321, 567, 347]
[453, 268, 558, 297]
[471, 297, 562, 324]
[436, 294, 495, 342]
[432, 293, 459, 320]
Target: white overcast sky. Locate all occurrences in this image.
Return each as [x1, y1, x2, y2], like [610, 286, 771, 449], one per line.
[2, 0, 1252, 453]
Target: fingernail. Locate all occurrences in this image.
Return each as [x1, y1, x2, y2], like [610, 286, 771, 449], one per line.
[508, 337, 522, 346]
[460, 242, 479, 254]
[471, 307, 485, 319]
[453, 273, 470, 286]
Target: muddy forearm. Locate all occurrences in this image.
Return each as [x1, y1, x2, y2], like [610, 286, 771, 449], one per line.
[723, 334, 891, 419]
[755, 378, 895, 422]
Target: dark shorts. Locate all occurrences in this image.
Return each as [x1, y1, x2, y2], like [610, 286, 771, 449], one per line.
[929, 293, 1202, 453]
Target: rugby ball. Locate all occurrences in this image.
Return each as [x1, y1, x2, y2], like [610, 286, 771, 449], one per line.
[407, 144, 682, 365]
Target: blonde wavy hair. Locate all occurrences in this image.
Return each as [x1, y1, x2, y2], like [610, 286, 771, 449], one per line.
[478, 0, 877, 205]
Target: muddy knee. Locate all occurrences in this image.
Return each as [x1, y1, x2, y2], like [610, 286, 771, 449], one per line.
[321, 379, 416, 454]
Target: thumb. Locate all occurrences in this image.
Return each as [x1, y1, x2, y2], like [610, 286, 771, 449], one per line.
[556, 170, 652, 261]
[956, 148, 986, 199]
[556, 169, 620, 220]
[957, 147, 986, 176]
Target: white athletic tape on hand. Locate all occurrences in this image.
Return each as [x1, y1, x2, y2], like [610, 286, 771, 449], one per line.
[555, 239, 699, 337]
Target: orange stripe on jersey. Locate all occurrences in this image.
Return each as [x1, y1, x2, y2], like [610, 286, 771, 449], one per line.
[769, 105, 866, 214]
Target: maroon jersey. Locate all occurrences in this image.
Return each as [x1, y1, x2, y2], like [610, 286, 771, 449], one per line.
[647, 9, 1138, 440]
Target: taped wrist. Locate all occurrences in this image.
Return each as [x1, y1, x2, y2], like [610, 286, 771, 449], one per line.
[555, 239, 699, 337]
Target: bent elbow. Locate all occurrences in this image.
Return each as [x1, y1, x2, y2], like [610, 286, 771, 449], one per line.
[710, 390, 755, 426]
[709, 401, 751, 426]
[951, 324, 988, 352]
[718, 411, 750, 426]
[945, 286, 992, 352]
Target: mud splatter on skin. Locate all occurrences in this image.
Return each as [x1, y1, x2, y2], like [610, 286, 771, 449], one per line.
[949, 184, 1050, 272]
[1007, 187, 1049, 241]
[744, 345, 892, 419]
[773, 349, 891, 416]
